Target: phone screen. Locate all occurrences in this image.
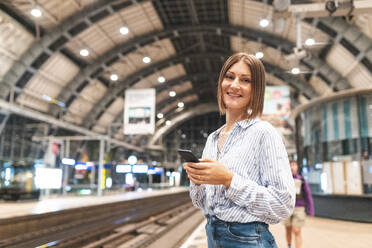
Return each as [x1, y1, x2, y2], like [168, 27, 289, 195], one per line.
[177, 149, 200, 163]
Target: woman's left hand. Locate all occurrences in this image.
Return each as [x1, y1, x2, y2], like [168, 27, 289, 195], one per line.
[184, 158, 233, 187]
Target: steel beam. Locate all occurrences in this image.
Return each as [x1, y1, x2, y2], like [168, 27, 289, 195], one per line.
[148, 103, 219, 146]
[47, 25, 350, 123]
[254, 0, 372, 72]
[318, 17, 372, 72]
[275, 0, 372, 18]
[2, 0, 369, 104]
[49, 24, 295, 114]
[0, 98, 143, 152]
[82, 52, 318, 129]
[93, 59, 318, 141]
[0, 0, 144, 99]
[0, 110, 9, 136]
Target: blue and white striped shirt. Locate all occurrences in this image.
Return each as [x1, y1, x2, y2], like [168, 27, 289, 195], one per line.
[189, 118, 295, 224]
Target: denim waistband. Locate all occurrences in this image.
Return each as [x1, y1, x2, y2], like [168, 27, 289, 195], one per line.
[205, 215, 268, 230]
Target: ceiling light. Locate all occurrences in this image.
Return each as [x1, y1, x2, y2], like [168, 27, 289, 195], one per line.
[42, 94, 52, 101]
[128, 155, 138, 165]
[30, 8, 42, 18]
[305, 38, 315, 46]
[255, 51, 264, 59]
[259, 18, 269, 28]
[157, 76, 165, 83]
[80, 49, 89, 57]
[110, 74, 118, 81]
[120, 26, 129, 35]
[166, 120, 171, 126]
[142, 56, 151, 63]
[169, 91, 176, 97]
[178, 102, 184, 108]
[157, 113, 163, 119]
[291, 67, 300, 74]
[57, 102, 66, 108]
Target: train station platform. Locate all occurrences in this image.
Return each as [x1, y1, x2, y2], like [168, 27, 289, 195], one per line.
[0, 187, 187, 219]
[181, 212, 372, 248]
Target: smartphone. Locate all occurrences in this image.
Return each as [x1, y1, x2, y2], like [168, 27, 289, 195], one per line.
[177, 149, 200, 163]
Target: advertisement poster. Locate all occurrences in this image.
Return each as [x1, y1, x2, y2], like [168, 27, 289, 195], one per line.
[124, 88, 155, 134]
[262, 86, 291, 127]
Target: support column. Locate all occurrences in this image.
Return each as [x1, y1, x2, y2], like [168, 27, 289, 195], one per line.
[63, 140, 70, 195]
[149, 174, 153, 186]
[296, 14, 302, 50]
[98, 138, 105, 196]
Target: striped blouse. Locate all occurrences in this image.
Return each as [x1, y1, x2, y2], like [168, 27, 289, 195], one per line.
[189, 118, 295, 224]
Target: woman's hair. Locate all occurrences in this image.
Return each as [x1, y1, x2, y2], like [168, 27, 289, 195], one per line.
[217, 52, 266, 118]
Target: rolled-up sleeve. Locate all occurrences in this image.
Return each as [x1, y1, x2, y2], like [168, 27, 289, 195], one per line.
[189, 183, 206, 209]
[225, 126, 295, 222]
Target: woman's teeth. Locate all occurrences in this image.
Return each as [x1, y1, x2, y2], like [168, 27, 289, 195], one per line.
[228, 92, 241, 97]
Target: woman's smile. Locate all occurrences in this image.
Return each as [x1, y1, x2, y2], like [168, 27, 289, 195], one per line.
[226, 92, 242, 98]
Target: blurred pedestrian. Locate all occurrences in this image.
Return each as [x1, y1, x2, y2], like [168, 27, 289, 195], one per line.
[283, 160, 314, 248]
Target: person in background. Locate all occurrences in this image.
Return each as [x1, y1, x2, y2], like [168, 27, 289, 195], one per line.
[184, 52, 295, 248]
[283, 160, 314, 248]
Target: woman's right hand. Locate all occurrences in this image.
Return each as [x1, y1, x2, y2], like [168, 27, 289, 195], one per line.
[184, 162, 201, 185]
[184, 159, 233, 187]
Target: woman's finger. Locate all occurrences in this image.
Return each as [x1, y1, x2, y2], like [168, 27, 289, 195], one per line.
[186, 166, 209, 175]
[199, 158, 215, 163]
[189, 174, 203, 184]
[183, 162, 196, 169]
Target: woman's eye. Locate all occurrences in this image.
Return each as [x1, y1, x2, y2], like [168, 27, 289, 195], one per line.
[225, 75, 234, 80]
[242, 79, 251, 83]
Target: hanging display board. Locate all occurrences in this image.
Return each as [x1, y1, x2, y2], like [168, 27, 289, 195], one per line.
[261, 86, 291, 128]
[123, 88, 155, 135]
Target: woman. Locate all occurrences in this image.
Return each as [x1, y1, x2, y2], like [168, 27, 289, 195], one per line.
[184, 52, 295, 248]
[283, 160, 314, 248]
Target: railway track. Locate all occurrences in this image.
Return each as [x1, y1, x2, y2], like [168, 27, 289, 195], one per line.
[0, 191, 203, 248]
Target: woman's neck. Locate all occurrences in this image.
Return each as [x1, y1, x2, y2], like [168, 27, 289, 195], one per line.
[225, 109, 248, 132]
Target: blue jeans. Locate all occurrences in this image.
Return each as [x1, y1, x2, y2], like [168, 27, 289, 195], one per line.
[205, 215, 277, 248]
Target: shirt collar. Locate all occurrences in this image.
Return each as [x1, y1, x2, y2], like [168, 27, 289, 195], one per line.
[236, 117, 260, 129]
[212, 118, 260, 139]
[213, 124, 226, 138]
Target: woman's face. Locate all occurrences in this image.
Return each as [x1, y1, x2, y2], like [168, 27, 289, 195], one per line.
[221, 60, 252, 113]
[290, 161, 298, 175]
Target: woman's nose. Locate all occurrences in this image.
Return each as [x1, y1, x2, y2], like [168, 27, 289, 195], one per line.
[231, 77, 240, 88]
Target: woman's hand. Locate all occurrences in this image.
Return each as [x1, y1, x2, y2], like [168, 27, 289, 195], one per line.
[184, 158, 233, 187]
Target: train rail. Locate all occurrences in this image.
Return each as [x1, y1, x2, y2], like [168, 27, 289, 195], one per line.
[0, 191, 202, 248]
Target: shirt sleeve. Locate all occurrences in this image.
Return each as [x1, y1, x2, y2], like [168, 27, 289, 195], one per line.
[303, 180, 314, 216]
[188, 135, 210, 209]
[225, 125, 296, 222]
[189, 182, 206, 209]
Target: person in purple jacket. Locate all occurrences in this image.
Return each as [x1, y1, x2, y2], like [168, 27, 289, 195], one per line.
[283, 160, 314, 248]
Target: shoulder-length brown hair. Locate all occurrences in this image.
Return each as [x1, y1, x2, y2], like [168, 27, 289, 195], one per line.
[217, 52, 266, 119]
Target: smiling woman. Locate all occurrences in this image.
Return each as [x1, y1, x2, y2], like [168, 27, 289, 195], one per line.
[184, 52, 295, 248]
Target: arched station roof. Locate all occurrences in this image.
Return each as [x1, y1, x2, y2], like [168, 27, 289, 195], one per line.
[0, 0, 371, 148]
